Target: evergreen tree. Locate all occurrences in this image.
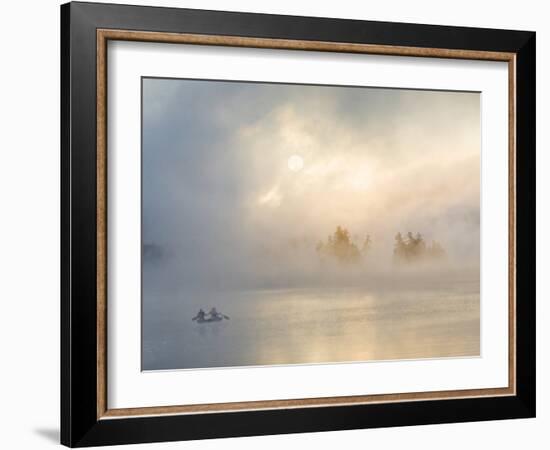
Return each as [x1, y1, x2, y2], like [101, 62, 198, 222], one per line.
[317, 226, 361, 263]
[393, 232, 445, 264]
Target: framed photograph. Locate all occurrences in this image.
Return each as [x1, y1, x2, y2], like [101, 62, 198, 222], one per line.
[61, 2, 536, 447]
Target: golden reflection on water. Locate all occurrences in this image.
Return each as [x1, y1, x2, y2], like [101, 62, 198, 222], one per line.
[244, 289, 479, 367]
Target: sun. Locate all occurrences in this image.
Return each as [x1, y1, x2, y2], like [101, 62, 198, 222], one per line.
[287, 154, 304, 172]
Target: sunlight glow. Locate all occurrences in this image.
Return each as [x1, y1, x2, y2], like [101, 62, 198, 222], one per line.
[288, 154, 304, 172]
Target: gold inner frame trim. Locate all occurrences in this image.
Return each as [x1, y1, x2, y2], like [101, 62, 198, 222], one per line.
[96, 28, 517, 420]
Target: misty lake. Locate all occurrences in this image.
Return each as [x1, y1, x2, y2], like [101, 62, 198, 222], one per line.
[140, 78, 482, 372]
[142, 274, 480, 371]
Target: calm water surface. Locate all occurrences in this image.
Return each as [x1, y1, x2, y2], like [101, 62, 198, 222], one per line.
[142, 276, 480, 370]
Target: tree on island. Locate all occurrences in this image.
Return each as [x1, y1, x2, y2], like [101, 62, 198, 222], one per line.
[393, 231, 446, 264]
[317, 226, 369, 264]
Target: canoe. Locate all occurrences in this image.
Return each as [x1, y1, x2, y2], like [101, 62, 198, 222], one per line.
[195, 315, 224, 323]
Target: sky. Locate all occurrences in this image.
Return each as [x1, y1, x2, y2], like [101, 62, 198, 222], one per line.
[142, 77, 480, 289]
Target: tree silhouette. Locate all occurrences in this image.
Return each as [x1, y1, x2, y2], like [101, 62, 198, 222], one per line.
[393, 232, 446, 264]
[394, 232, 406, 261]
[317, 226, 361, 263]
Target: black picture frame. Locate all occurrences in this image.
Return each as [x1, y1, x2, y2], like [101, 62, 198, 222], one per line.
[61, 1, 535, 447]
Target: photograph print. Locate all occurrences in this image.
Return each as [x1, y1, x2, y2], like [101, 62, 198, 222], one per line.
[141, 78, 481, 371]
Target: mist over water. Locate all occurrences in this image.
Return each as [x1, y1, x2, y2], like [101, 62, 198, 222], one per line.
[141, 78, 481, 370]
[142, 241, 480, 370]
[142, 263, 479, 370]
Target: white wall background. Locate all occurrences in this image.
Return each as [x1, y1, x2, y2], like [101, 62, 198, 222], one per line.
[0, 0, 546, 448]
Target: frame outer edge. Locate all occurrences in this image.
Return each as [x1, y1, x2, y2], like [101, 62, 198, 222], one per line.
[60, 2, 72, 446]
[62, 2, 536, 446]
[514, 32, 536, 416]
[63, 2, 103, 447]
